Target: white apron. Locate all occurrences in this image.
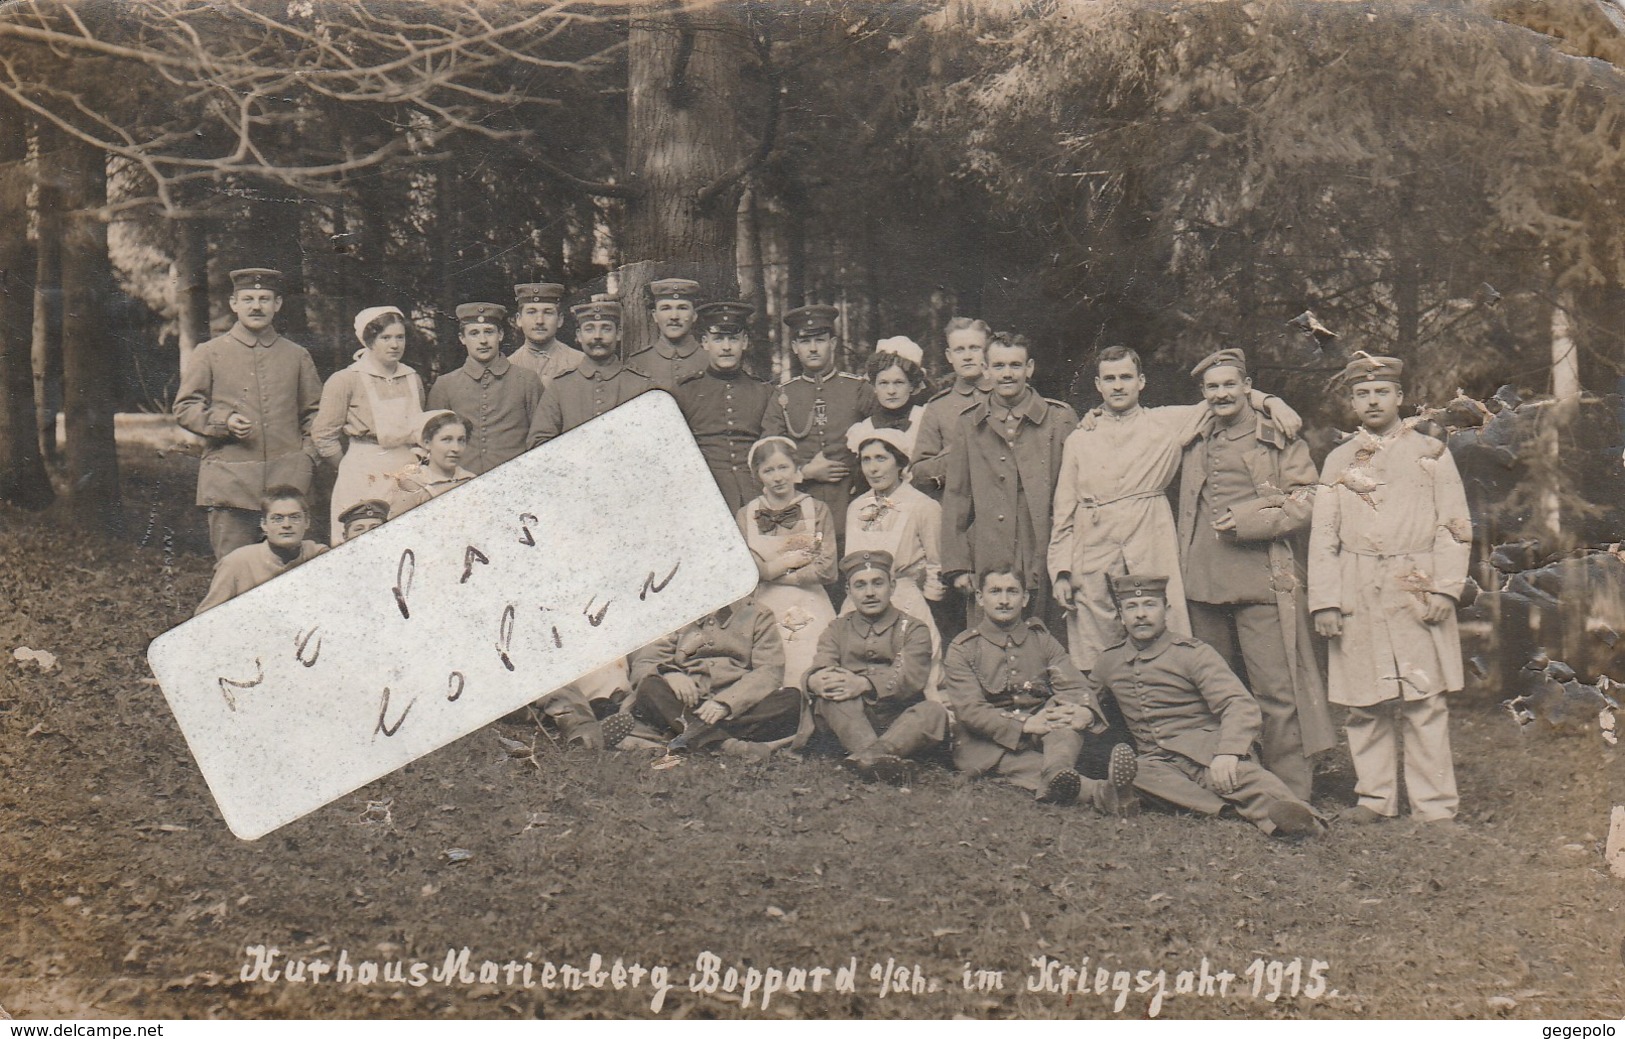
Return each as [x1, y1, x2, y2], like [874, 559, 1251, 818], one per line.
[744, 496, 836, 692]
[330, 365, 423, 543]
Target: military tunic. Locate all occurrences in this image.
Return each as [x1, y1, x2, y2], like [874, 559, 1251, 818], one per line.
[1089, 631, 1317, 834]
[174, 323, 322, 511]
[941, 390, 1078, 615]
[1175, 410, 1334, 799]
[508, 339, 584, 389]
[631, 596, 786, 712]
[527, 360, 653, 448]
[760, 369, 875, 540]
[940, 617, 1104, 791]
[674, 366, 775, 514]
[628, 335, 706, 395]
[800, 605, 947, 759]
[910, 377, 990, 496]
[426, 356, 542, 475]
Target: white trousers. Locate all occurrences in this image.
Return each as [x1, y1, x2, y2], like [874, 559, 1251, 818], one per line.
[1344, 695, 1458, 821]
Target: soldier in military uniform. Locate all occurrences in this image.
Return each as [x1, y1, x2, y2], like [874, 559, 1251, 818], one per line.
[941, 332, 1077, 633]
[759, 304, 874, 554]
[426, 302, 542, 475]
[336, 498, 389, 543]
[174, 268, 322, 560]
[627, 593, 800, 760]
[527, 296, 652, 447]
[911, 316, 993, 497]
[508, 282, 583, 389]
[627, 277, 707, 393]
[1088, 573, 1324, 837]
[940, 565, 1138, 812]
[912, 315, 993, 643]
[1175, 348, 1333, 801]
[801, 550, 946, 783]
[673, 300, 775, 513]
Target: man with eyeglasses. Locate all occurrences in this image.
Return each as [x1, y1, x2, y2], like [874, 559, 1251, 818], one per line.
[195, 485, 327, 615]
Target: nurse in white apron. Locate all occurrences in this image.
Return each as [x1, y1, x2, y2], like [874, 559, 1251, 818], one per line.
[313, 306, 426, 543]
[738, 436, 838, 692]
[843, 425, 946, 700]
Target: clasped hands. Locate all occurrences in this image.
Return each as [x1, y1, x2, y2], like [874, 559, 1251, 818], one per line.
[807, 667, 873, 702]
[1020, 701, 1097, 735]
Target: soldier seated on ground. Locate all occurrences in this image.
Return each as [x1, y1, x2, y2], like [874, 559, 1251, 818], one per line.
[799, 550, 948, 784]
[1089, 573, 1324, 838]
[336, 499, 390, 543]
[624, 594, 801, 761]
[940, 565, 1138, 813]
[195, 486, 327, 615]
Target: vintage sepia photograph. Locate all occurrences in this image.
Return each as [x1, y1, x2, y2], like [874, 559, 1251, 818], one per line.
[2, 0, 1624, 1022]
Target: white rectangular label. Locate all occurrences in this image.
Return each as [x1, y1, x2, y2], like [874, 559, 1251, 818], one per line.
[146, 391, 759, 840]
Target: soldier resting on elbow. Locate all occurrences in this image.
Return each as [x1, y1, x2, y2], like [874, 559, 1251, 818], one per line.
[1089, 573, 1325, 838]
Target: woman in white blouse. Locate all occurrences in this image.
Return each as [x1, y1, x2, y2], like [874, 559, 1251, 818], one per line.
[312, 306, 426, 543]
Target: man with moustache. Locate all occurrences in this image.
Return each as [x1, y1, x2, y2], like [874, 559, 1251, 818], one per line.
[1088, 573, 1324, 837]
[507, 282, 583, 389]
[760, 304, 874, 552]
[1310, 353, 1471, 828]
[427, 302, 542, 475]
[941, 332, 1077, 630]
[628, 278, 707, 394]
[940, 565, 1138, 812]
[174, 268, 322, 560]
[1049, 346, 1299, 675]
[801, 550, 945, 783]
[674, 301, 775, 513]
[527, 296, 652, 447]
[1175, 348, 1333, 801]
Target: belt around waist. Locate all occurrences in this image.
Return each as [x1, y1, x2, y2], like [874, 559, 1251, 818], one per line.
[1342, 547, 1430, 559]
[1079, 489, 1165, 509]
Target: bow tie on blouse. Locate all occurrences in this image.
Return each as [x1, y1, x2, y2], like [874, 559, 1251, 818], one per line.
[858, 496, 897, 531]
[755, 503, 802, 535]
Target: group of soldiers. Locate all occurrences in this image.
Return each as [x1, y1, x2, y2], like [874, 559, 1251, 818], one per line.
[177, 267, 1474, 839]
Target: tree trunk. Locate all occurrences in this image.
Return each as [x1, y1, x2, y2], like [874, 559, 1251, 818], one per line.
[1551, 295, 1579, 399]
[430, 161, 457, 379]
[622, 2, 755, 351]
[737, 179, 772, 373]
[0, 100, 51, 509]
[173, 214, 210, 379]
[59, 135, 123, 536]
[33, 125, 63, 464]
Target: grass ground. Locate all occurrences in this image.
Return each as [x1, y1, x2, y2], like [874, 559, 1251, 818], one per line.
[0, 438, 1621, 1019]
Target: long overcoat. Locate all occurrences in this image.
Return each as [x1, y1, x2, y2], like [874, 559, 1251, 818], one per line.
[1308, 426, 1472, 706]
[1175, 416, 1335, 755]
